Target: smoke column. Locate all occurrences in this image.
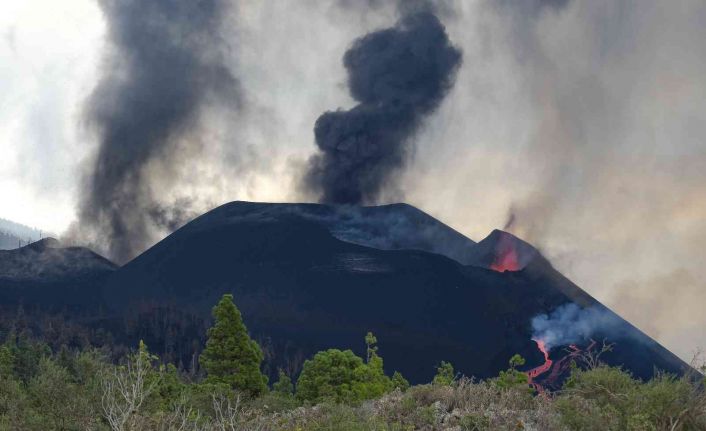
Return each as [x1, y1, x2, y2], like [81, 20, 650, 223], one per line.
[77, 0, 239, 264]
[531, 303, 623, 350]
[304, 9, 461, 204]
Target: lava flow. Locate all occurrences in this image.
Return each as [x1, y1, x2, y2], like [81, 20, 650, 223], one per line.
[527, 338, 552, 393]
[526, 339, 598, 393]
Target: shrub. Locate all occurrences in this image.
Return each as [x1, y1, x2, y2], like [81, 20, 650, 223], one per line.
[296, 348, 365, 404]
[391, 371, 410, 391]
[296, 333, 397, 405]
[273, 369, 294, 395]
[495, 354, 530, 390]
[432, 361, 455, 386]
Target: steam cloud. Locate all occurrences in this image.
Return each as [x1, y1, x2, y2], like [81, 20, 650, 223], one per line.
[531, 303, 623, 350]
[76, 0, 238, 264]
[303, 9, 461, 204]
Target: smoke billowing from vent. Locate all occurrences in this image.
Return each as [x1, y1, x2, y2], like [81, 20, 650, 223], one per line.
[77, 0, 238, 264]
[531, 303, 623, 350]
[304, 9, 461, 204]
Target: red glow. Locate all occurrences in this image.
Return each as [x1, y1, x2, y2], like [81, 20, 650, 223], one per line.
[490, 248, 520, 272]
[526, 339, 597, 393]
[526, 338, 552, 394]
[489, 235, 520, 272]
[527, 338, 552, 378]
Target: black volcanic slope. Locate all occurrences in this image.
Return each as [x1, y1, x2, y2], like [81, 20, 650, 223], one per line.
[0, 238, 117, 309]
[101, 201, 690, 383]
[0, 238, 116, 281]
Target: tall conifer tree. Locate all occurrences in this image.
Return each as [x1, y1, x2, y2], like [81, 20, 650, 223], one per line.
[199, 294, 267, 396]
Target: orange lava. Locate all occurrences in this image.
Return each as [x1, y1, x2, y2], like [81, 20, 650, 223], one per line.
[526, 338, 552, 394]
[527, 338, 553, 379]
[490, 236, 520, 272]
[526, 339, 597, 393]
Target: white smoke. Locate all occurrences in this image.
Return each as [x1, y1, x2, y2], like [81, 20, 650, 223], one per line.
[531, 303, 623, 350]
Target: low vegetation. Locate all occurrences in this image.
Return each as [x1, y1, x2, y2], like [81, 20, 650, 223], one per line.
[0, 294, 703, 430]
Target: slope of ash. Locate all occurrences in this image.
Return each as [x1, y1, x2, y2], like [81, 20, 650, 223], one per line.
[0, 238, 117, 282]
[183, 201, 479, 264]
[0, 238, 117, 310]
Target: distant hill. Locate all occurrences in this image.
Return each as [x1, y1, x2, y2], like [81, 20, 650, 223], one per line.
[0, 218, 48, 250]
[0, 238, 118, 312]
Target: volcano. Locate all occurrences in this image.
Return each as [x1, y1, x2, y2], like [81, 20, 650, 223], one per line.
[466, 229, 538, 272]
[0, 238, 117, 310]
[0, 202, 691, 384]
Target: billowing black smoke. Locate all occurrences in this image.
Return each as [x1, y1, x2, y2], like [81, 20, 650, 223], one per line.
[304, 10, 461, 204]
[79, 0, 238, 264]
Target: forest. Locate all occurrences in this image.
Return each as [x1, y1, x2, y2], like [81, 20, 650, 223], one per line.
[0, 294, 704, 430]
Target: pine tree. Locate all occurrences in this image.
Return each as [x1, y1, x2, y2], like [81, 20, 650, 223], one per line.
[199, 294, 267, 397]
[433, 361, 455, 386]
[391, 371, 410, 391]
[272, 369, 294, 395]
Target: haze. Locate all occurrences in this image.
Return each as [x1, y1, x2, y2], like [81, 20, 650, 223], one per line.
[1, 0, 704, 363]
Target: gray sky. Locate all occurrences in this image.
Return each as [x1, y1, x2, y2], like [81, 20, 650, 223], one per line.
[0, 0, 704, 362]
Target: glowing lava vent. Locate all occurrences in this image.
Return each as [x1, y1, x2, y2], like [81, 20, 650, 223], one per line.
[490, 234, 520, 272]
[468, 229, 538, 272]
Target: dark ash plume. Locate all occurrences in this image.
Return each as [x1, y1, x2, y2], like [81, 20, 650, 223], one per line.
[78, 0, 238, 264]
[304, 11, 461, 204]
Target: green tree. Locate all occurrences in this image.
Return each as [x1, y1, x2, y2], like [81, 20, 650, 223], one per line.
[273, 369, 294, 395]
[26, 357, 98, 430]
[509, 354, 525, 368]
[365, 332, 378, 363]
[296, 333, 396, 404]
[352, 332, 393, 400]
[391, 371, 410, 391]
[496, 354, 529, 390]
[151, 363, 186, 411]
[433, 361, 455, 386]
[3, 333, 50, 383]
[296, 349, 363, 404]
[0, 344, 13, 377]
[199, 294, 267, 397]
[0, 374, 27, 429]
[101, 340, 161, 431]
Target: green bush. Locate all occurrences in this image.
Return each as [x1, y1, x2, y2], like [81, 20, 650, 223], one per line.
[296, 348, 366, 404]
[432, 361, 455, 386]
[296, 333, 397, 404]
[557, 365, 706, 430]
[495, 354, 530, 391]
[272, 369, 294, 395]
[392, 371, 410, 391]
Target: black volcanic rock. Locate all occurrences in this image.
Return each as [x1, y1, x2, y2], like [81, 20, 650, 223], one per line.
[185, 202, 479, 264]
[0, 238, 117, 309]
[99, 201, 691, 383]
[0, 238, 116, 282]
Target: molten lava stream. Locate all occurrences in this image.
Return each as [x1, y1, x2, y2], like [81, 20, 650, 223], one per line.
[526, 338, 552, 393]
[528, 340, 597, 392]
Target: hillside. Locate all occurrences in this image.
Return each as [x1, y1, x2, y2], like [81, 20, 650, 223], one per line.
[0, 237, 117, 310]
[0, 217, 45, 250]
[98, 201, 689, 383]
